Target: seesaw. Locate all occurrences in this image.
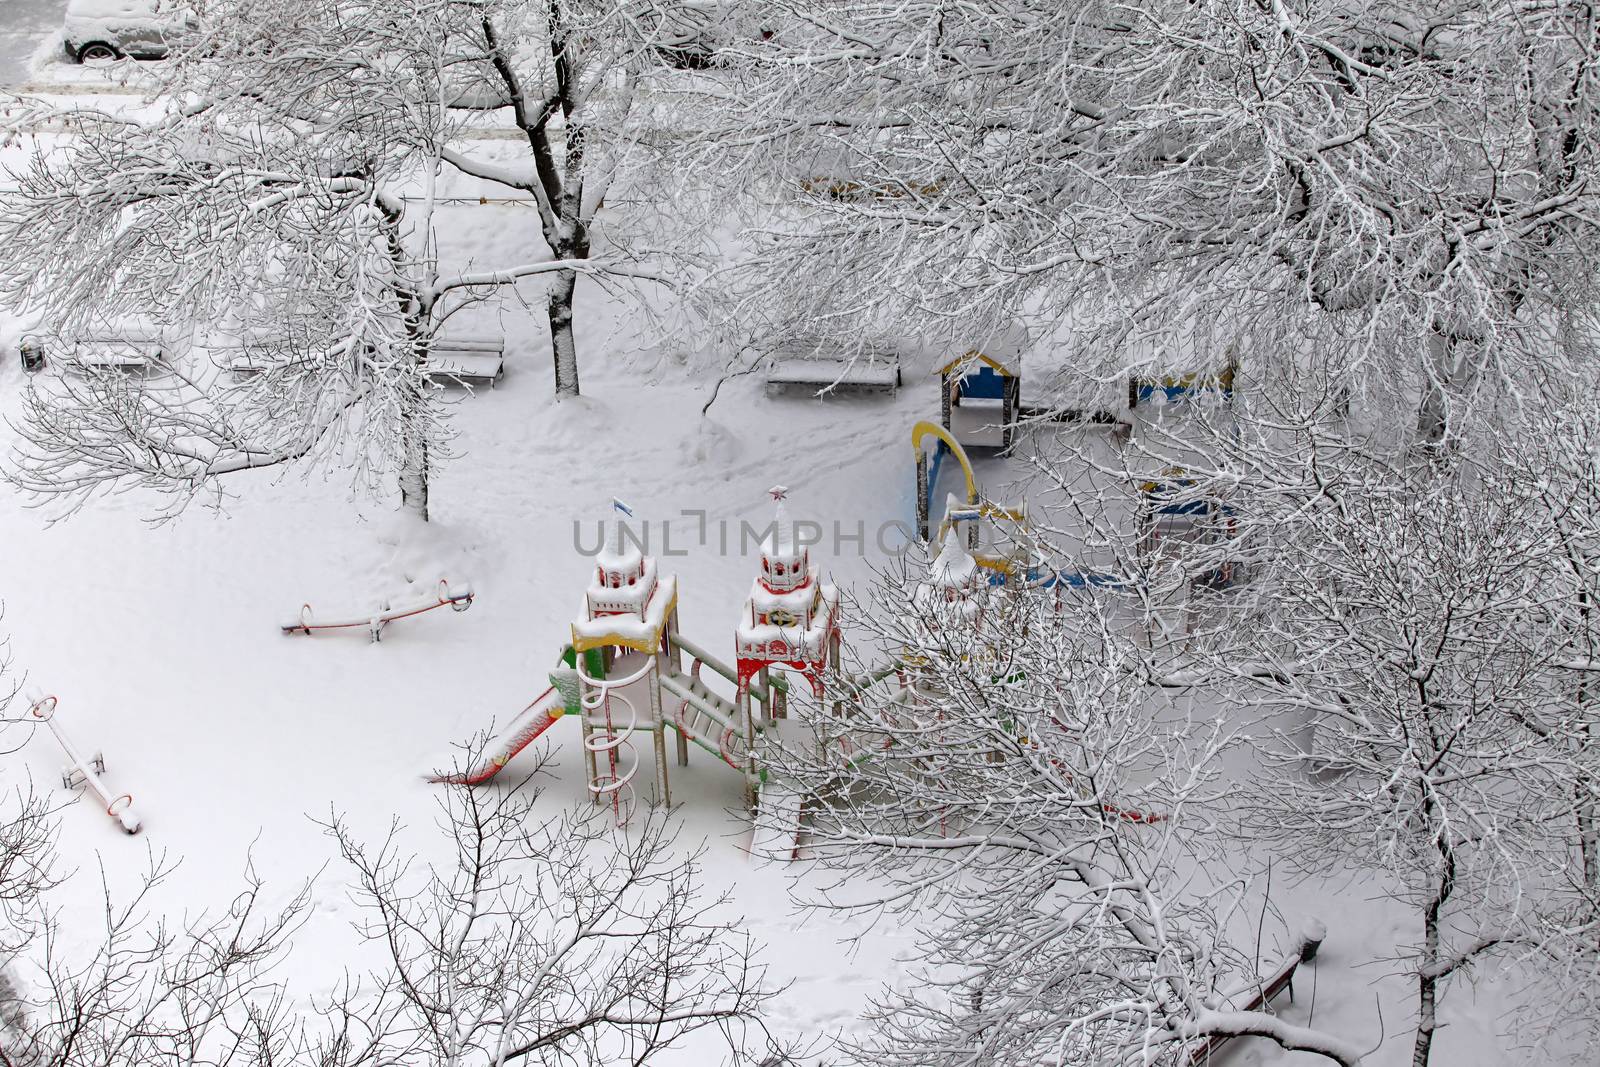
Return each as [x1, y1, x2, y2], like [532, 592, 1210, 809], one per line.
[28, 694, 142, 835]
[282, 578, 474, 641]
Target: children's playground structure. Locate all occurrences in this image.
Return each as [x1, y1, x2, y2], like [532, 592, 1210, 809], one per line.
[425, 489, 848, 857]
[29, 328, 1231, 856]
[921, 335, 1241, 593]
[414, 340, 1240, 855]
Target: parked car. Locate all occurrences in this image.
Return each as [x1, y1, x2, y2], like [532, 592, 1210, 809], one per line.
[62, 0, 189, 64]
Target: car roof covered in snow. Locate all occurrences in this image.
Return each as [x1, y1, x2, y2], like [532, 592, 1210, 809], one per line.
[67, 0, 160, 16]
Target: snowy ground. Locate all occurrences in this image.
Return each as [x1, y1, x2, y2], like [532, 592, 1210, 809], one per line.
[0, 1, 66, 84]
[0, 29, 1539, 1067]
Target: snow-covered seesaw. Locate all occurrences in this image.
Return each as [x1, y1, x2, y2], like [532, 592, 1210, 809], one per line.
[28, 694, 142, 835]
[282, 578, 474, 641]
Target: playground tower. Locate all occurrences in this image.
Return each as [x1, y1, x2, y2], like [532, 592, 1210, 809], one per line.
[919, 528, 984, 617]
[571, 519, 680, 814]
[728, 488, 840, 802]
[902, 529, 988, 701]
[735, 487, 843, 701]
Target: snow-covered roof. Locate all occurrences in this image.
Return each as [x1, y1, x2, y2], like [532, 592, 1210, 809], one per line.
[939, 322, 1030, 376]
[760, 494, 799, 558]
[748, 577, 818, 617]
[929, 529, 978, 589]
[67, 0, 160, 15]
[573, 574, 678, 654]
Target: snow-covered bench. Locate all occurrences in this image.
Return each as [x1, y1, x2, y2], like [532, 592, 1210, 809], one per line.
[425, 336, 506, 388]
[70, 333, 164, 377]
[765, 353, 901, 396]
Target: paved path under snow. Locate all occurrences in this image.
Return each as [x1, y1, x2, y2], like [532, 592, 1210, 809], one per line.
[0, 0, 67, 85]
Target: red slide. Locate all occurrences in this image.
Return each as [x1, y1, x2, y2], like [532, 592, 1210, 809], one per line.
[430, 686, 567, 785]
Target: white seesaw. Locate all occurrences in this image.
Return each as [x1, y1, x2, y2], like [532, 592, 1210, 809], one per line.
[282, 578, 474, 642]
[28, 695, 142, 835]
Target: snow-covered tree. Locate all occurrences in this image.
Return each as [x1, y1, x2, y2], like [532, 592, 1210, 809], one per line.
[1225, 457, 1578, 1066]
[704, 0, 1600, 443]
[320, 773, 789, 1066]
[768, 552, 1362, 1067]
[0, 758, 785, 1065]
[0, 0, 714, 519]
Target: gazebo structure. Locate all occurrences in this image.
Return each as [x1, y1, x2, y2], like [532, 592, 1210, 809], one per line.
[1127, 356, 1238, 411]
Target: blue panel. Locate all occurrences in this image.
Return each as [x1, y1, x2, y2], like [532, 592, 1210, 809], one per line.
[1155, 499, 1211, 516]
[924, 442, 947, 523]
[1137, 376, 1233, 406]
[961, 365, 1008, 400]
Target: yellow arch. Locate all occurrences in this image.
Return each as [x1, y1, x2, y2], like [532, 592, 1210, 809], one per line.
[937, 350, 1018, 378]
[912, 420, 977, 507]
[915, 421, 1031, 573]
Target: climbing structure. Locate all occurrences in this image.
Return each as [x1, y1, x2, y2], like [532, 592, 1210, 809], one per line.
[938, 325, 1028, 451]
[735, 487, 843, 700]
[570, 521, 680, 816]
[912, 421, 1029, 571]
[724, 487, 838, 851]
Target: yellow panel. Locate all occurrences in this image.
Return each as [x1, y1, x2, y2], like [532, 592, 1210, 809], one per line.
[570, 589, 679, 655]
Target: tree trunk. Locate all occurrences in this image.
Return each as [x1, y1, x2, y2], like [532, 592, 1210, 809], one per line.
[398, 416, 430, 522]
[1415, 325, 1485, 449]
[1414, 930, 1439, 1067]
[397, 352, 431, 522]
[1415, 327, 1454, 447]
[1578, 711, 1598, 893]
[1413, 832, 1455, 1067]
[548, 267, 580, 398]
[1575, 586, 1598, 891]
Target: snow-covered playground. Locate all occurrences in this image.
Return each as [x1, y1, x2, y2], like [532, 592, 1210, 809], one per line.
[4, 5, 1600, 1067]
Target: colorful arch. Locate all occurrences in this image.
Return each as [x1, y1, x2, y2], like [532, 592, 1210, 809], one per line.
[912, 420, 977, 507]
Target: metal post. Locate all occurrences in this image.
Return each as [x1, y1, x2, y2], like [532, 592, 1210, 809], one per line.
[650, 658, 670, 808]
[666, 606, 682, 674]
[579, 649, 602, 804]
[916, 450, 929, 542]
[1002, 375, 1018, 452]
[739, 686, 756, 812]
[829, 629, 845, 719]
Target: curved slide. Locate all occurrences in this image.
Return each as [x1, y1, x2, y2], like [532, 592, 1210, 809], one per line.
[430, 686, 567, 785]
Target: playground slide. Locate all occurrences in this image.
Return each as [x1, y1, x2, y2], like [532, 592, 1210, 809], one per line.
[430, 685, 566, 785]
[751, 780, 805, 860]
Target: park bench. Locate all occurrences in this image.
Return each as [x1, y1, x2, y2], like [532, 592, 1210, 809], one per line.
[765, 346, 901, 396]
[67, 335, 165, 382]
[425, 336, 506, 388]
